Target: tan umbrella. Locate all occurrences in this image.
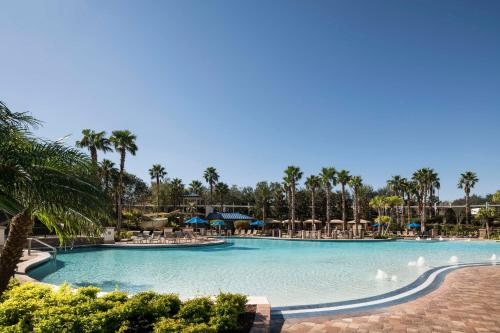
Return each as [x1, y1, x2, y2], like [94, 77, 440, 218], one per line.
[264, 218, 282, 225]
[281, 219, 302, 224]
[303, 219, 322, 223]
[348, 219, 371, 224]
[328, 219, 344, 224]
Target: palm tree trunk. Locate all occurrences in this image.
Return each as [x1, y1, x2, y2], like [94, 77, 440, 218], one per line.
[291, 185, 296, 236]
[209, 184, 213, 206]
[341, 185, 347, 231]
[90, 147, 98, 166]
[311, 190, 315, 231]
[0, 210, 32, 294]
[117, 150, 126, 236]
[421, 189, 427, 233]
[326, 189, 330, 236]
[156, 176, 160, 213]
[465, 191, 470, 225]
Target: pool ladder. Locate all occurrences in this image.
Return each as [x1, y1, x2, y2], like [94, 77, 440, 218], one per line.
[27, 238, 57, 261]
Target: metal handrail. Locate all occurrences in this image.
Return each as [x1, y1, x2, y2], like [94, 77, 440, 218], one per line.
[27, 237, 57, 260]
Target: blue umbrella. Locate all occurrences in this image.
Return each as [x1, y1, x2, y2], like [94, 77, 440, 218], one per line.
[185, 217, 208, 224]
[250, 220, 265, 227]
[407, 223, 421, 228]
[211, 220, 225, 226]
[372, 223, 386, 227]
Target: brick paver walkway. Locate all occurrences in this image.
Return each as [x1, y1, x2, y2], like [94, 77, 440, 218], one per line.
[271, 266, 500, 333]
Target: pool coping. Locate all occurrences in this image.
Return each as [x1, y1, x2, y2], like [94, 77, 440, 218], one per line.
[102, 238, 225, 248]
[271, 261, 499, 319]
[227, 236, 397, 242]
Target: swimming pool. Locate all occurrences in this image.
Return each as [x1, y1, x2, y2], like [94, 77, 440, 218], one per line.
[28, 238, 500, 306]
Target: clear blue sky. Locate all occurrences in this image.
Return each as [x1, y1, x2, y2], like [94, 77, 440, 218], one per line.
[2, 0, 499, 200]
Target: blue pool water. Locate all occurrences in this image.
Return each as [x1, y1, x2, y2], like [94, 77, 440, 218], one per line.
[28, 239, 500, 306]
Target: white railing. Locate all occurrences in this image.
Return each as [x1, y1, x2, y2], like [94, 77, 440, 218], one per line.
[27, 238, 57, 260]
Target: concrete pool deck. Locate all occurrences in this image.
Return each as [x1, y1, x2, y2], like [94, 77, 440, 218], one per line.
[271, 265, 500, 333]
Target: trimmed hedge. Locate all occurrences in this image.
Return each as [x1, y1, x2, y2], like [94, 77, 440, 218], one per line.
[0, 281, 247, 333]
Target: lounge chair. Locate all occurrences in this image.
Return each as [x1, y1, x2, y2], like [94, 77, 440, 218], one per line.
[246, 230, 252, 235]
[163, 232, 176, 244]
[252, 230, 258, 236]
[151, 231, 162, 243]
[130, 231, 142, 243]
[234, 229, 240, 236]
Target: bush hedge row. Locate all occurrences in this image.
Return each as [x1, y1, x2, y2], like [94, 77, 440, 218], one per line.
[0, 280, 247, 333]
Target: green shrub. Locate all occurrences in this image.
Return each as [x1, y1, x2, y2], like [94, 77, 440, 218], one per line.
[182, 323, 216, 333]
[153, 318, 184, 333]
[177, 297, 213, 325]
[119, 291, 181, 331]
[0, 282, 246, 333]
[209, 293, 247, 332]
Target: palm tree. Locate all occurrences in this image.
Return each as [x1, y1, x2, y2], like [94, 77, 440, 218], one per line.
[215, 182, 229, 210]
[348, 176, 362, 237]
[0, 104, 108, 293]
[428, 170, 440, 218]
[369, 195, 387, 235]
[170, 178, 184, 209]
[320, 167, 336, 235]
[284, 166, 303, 234]
[412, 168, 435, 232]
[458, 171, 479, 225]
[387, 175, 405, 225]
[149, 164, 167, 213]
[475, 207, 495, 239]
[100, 159, 116, 194]
[386, 195, 404, 230]
[337, 169, 351, 231]
[305, 175, 321, 230]
[110, 130, 138, 235]
[189, 180, 203, 196]
[203, 167, 219, 205]
[75, 129, 112, 166]
[254, 181, 271, 220]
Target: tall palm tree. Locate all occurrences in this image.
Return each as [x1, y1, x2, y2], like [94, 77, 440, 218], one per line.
[284, 166, 303, 234]
[387, 175, 406, 226]
[348, 176, 362, 237]
[320, 167, 336, 235]
[100, 159, 116, 194]
[428, 170, 440, 218]
[337, 169, 351, 231]
[400, 178, 414, 225]
[215, 182, 229, 210]
[305, 175, 321, 230]
[254, 181, 271, 220]
[0, 104, 108, 293]
[189, 180, 203, 196]
[149, 164, 167, 213]
[170, 178, 184, 209]
[110, 130, 138, 235]
[203, 167, 219, 205]
[75, 129, 112, 166]
[282, 175, 292, 221]
[412, 168, 435, 232]
[458, 171, 479, 225]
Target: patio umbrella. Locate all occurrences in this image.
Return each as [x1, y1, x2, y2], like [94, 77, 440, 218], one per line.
[250, 220, 265, 227]
[372, 223, 386, 227]
[211, 220, 225, 226]
[407, 223, 421, 228]
[211, 220, 225, 235]
[185, 217, 208, 225]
